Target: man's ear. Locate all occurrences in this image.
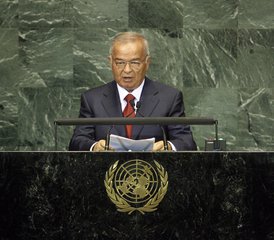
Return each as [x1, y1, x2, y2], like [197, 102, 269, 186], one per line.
[108, 56, 112, 64]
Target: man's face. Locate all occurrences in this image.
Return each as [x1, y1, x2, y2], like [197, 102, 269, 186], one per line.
[110, 39, 150, 91]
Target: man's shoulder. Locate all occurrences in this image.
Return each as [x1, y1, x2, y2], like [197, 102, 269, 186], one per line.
[146, 77, 181, 94]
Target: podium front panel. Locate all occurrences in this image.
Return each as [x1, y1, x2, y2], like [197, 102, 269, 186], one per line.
[1, 152, 274, 239]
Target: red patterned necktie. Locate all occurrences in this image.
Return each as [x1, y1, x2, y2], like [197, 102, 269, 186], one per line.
[123, 94, 136, 138]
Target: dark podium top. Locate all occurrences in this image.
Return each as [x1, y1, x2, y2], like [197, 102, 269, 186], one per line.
[1, 151, 274, 240]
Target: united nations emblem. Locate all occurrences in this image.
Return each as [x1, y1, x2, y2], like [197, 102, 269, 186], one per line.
[104, 159, 168, 214]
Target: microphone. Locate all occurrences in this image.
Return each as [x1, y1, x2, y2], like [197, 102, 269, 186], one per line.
[136, 102, 168, 151]
[136, 101, 141, 112]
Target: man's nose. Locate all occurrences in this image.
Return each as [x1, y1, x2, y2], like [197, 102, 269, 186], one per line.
[123, 62, 133, 73]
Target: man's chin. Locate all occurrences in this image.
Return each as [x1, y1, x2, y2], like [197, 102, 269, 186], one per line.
[120, 82, 135, 91]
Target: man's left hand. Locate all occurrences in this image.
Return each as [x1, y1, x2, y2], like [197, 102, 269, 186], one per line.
[153, 141, 172, 151]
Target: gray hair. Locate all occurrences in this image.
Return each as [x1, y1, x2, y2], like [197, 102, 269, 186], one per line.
[109, 32, 150, 56]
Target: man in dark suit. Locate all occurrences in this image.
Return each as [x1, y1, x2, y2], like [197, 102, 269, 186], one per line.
[69, 32, 196, 151]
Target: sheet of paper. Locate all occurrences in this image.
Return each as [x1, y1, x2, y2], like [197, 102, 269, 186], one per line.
[109, 134, 155, 152]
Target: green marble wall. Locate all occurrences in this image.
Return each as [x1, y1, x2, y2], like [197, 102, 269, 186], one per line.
[0, 0, 273, 151]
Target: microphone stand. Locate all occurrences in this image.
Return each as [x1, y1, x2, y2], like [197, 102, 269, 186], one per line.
[160, 126, 169, 151]
[105, 125, 114, 150]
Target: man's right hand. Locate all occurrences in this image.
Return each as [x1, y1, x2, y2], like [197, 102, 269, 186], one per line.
[92, 139, 115, 151]
[93, 139, 107, 151]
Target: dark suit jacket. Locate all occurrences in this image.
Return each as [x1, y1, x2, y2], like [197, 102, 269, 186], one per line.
[69, 77, 197, 151]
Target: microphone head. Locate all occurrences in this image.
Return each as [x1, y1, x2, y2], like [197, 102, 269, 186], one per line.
[136, 101, 141, 109]
[136, 101, 144, 117]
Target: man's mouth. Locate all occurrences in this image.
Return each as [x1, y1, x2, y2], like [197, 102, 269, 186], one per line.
[122, 77, 133, 82]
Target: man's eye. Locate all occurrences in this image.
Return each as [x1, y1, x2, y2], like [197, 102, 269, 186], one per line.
[116, 61, 125, 65]
[131, 61, 141, 65]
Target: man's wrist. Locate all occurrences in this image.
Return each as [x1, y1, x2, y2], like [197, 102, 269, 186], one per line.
[167, 141, 176, 151]
[90, 142, 97, 151]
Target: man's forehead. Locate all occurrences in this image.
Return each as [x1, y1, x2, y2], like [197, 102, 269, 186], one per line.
[113, 40, 145, 53]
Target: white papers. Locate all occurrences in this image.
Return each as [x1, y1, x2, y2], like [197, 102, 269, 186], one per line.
[109, 134, 155, 152]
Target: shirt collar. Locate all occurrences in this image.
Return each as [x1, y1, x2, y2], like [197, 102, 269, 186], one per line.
[117, 79, 145, 103]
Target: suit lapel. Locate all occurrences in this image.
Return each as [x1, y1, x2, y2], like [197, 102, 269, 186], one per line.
[132, 78, 159, 139]
[101, 81, 126, 136]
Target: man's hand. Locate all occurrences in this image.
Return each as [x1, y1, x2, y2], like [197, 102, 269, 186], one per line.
[153, 141, 172, 151]
[93, 140, 107, 151]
